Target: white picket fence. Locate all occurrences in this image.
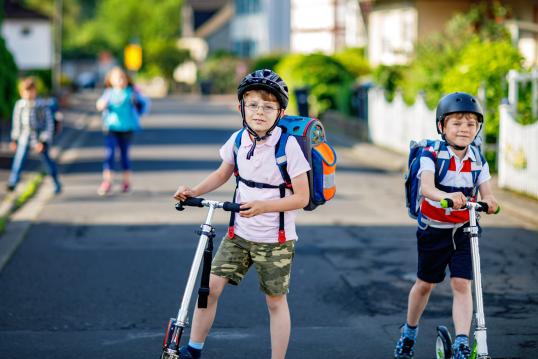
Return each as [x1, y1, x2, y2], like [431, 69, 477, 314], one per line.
[368, 87, 438, 153]
[498, 105, 538, 198]
[367, 84, 538, 199]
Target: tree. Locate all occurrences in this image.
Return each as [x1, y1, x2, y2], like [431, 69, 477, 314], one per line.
[0, 8, 19, 125]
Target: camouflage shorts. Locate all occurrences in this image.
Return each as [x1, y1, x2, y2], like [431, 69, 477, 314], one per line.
[211, 234, 295, 296]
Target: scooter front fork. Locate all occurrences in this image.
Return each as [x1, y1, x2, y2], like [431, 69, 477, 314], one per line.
[161, 318, 184, 358]
[472, 326, 490, 359]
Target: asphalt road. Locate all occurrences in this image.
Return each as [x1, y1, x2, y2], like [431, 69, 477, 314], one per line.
[0, 96, 536, 359]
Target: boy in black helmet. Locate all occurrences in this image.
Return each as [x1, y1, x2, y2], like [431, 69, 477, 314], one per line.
[173, 69, 310, 359]
[394, 92, 499, 359]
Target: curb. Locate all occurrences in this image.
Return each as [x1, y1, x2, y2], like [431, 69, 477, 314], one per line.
[0, 110, 94, 272]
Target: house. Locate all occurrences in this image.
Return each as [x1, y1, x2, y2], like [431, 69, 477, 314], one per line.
[361, 0, 538, 67]
[290, 0, 367, 54]
[1, 0, 52, 70]
[231, 0, 291, 57]
[182, 0, 233, 57]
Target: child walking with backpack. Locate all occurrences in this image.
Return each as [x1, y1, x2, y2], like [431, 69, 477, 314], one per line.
[173, 69, 311, 359]
[96, 66, 149, 195]
[7, 77, 62, 194]
[395, 92, 499, 359]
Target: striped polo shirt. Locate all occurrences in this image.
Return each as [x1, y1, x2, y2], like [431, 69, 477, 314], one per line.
[417, 144, 491, 227]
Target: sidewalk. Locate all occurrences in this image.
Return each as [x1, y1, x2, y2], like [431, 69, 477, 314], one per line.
[327, 122, 538, 229]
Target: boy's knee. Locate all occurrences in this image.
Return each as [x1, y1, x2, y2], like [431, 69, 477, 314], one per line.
[415, 279, 436, 295]
[265, 295, 287, 312]
[208, 274, 227, 300]
[450, 277, 471, 294]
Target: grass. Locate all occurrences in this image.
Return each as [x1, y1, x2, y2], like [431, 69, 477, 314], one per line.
[0, 173, 45, 236]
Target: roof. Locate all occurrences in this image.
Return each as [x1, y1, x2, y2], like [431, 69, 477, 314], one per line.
[3, 0, 50, 20]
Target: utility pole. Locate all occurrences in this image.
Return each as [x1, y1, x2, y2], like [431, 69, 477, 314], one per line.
[53, 0, 62, 96]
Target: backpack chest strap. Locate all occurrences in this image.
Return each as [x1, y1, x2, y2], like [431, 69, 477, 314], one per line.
[236, 175, 288, 189]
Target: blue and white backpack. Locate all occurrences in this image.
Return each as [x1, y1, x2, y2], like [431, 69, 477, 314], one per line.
[404, 139, 483, 219]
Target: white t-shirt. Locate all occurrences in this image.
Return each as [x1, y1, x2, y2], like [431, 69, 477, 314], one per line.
[220, 127, 310, 243]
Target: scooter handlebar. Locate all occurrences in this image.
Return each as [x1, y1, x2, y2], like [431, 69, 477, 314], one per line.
[175, 198, 204, 211]
[222, 202, 242, 212]
[440, 198, 500, 214]
[175, 198, 242, 212]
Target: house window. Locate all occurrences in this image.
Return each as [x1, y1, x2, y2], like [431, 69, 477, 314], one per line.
[235, 0, 261, 15]
[20, 26, 32, 36]
[234, 40, 257, 58]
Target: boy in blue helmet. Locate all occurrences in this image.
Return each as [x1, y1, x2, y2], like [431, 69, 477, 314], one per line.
[394, 92, 499, 359]
[173, 69, 310, 359]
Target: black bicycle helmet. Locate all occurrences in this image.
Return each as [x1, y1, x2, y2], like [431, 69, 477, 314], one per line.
[237, 69, 289, 109]
[435, 92, 484, 134]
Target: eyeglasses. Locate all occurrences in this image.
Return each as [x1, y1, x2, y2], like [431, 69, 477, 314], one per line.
[244, 102, 279, 114]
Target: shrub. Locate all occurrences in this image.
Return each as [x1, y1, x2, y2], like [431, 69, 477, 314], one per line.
[332, 47, 370, 79]
[141, 40, 190, 82]
[442, 38, 523, 141]
[275, 53, 355, 116]
[199, 53, 246, 94]
[0, 36, 18, 123]
[372, 64, 406, 102]
[250, 53, 284, 72]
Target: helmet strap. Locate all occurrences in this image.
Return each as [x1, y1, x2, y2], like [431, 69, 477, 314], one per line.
[441, 134, 466, 151]
[240, 99, 282, 159]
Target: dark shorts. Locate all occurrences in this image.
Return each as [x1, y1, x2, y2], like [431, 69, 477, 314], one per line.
[416, 224, 477, 283]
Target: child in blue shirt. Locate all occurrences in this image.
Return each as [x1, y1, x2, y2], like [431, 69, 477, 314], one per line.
[96, 67, 149, 195]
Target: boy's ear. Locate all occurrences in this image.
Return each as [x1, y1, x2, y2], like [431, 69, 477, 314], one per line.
[437, 120, 444, 133]
[237, 104, 242, 113]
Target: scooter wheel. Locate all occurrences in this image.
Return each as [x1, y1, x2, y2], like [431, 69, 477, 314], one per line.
[161, 351, 179, 359]
[436, 325, 453, 359]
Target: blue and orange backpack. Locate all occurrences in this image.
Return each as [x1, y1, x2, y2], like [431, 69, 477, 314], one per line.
[228, 115, 337, 243]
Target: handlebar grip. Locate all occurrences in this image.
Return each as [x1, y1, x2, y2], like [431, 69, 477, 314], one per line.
[175, 197, 205, 211]
[223, 202, 241, 212]
[440, 198, 454, 209]
[183, 197, 205, 207]
[477, 201, 489, 213]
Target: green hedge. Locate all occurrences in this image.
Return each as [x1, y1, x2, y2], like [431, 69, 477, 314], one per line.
[0, 36, 18, 123]
[198, 53, 246, 94]
[250, 53, 284, 72]
[275, 53, 354, 116]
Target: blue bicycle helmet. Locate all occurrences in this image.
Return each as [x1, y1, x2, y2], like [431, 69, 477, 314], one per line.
[436, 92, 484, 134]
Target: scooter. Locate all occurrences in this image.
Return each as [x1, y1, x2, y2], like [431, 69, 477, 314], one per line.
[435, 199, 499, 359]
[160, 197, 241, 359]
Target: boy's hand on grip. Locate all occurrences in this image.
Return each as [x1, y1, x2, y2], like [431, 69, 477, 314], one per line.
[481, 195, 499, 214]
[173, 186, 196, 201]
[446, 192, 466, 210]
[239, 200, 266, 218]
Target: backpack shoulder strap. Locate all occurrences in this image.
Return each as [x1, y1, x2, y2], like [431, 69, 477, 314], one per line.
[433, 140, 451, 183]
[233, 129, 245, 174]
[275, 132, 291, 184]
[469, 144, 483, 167]
[469, 144, 484, 190]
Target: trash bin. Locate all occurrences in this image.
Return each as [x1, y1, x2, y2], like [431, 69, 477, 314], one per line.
[353, 82, 372, 122]
[294, 87, 310, 117]
[200, 80, 213, 96]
